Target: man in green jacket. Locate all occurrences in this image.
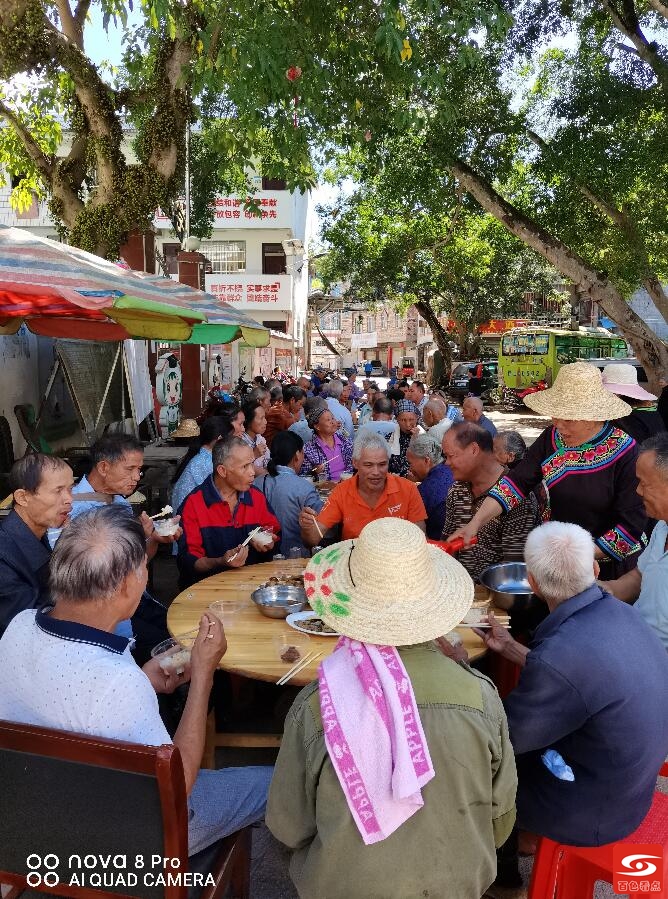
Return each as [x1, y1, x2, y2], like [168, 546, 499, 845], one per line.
[266, 518, 517, 899]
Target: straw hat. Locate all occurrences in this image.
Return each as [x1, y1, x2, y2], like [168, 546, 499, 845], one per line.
[304, 518, 473, 646]
[601, 363, 656, 402]
[523, 362, 632, 421]
[171, 418, 200, 438]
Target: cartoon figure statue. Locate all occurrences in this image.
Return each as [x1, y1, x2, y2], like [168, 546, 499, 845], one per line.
[155, 353, 182, 437]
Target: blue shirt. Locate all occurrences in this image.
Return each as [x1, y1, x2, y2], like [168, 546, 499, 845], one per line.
[289, 417, 314, 444]
[478, 414, 497, 438]
[172, 446, 213, 512]
[506, 585, 668, 845]
[417, 463, 454, 539]
[0, 510, 51, 638]
[254, 467, 324, 556]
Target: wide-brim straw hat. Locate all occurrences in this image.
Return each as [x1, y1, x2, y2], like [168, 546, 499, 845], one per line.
[601, 363, 656, 402]
[304, 518, 473, 646]
[524, 362, 632, 421]
[171, 418, 200, 438]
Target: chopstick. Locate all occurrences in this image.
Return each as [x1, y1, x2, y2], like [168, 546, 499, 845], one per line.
[455, 622, 511, 630]
[277, 650, 324, 686]
[309, 512, 324, 540]
[228, 526, 263, 562]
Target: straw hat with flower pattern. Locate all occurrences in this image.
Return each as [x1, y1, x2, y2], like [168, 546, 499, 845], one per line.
[303, 518, 474, 646]
[523, 362, 631, 421]
[171, 418, 200, 438]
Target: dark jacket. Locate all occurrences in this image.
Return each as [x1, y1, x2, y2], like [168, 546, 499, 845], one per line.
[614, 408, 665, 444]
[506, 585, 668, 846]
[0, 510, 52, 637]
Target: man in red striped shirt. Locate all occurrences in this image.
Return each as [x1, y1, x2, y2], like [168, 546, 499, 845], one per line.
[177, 437, 279, 587]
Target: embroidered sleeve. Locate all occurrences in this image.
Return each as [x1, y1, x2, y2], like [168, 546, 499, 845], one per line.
[488, 429, 549, 511]
[596, 526, 644, 561]
[488, 477, 525, 512]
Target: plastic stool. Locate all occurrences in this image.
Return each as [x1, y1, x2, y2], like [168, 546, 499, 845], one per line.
[528, 791, 668, 898]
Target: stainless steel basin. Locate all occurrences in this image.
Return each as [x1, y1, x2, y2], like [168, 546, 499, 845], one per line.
[480, 562, 535, 611]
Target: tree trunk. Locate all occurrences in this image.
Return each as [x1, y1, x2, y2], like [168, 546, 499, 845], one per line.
[450, 158, 668, 393]
[414, 298, 452, 380]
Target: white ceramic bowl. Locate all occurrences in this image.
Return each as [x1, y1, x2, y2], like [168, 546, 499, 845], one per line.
[154, 517, 179, 537]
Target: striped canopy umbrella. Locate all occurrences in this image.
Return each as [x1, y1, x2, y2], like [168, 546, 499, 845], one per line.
[127, 272, 270, 347]
[0, 226, 267, 346]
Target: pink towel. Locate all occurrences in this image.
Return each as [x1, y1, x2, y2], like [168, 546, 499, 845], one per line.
[318, 637, 435, 845]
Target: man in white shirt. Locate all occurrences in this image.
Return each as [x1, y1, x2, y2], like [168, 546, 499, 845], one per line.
[0, 506, 272, 855]
[323, 379, 354, 438]
[422, 397, 454, 444]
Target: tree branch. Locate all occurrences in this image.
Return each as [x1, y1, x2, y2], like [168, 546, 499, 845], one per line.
[604, 0, 668, 103]
[54, 0, 85, 49]
[0, 100, 55, 183]
[449, 156, 668, 376]
[648, 0, 668, 20]
[527, 128, 668, 322]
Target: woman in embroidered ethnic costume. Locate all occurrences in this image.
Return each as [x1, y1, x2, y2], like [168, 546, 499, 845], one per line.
[451, 363, 647, 578]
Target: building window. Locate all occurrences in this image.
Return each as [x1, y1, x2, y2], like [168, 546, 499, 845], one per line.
[353, 315, 363, 334]
[395, 313, 403, 327]
[381, 311, 388, 329]
[262, 243, 286, 274]
[203, 241, 246, 273]
[367, 315, 374, 332]
[262, 177, 287, 190]
[320, 312, 340, 330]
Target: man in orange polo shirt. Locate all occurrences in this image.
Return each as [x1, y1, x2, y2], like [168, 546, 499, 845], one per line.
[299, 429, 427, 545]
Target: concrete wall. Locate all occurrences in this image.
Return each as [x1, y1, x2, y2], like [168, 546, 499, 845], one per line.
[0, 326, 40, 457]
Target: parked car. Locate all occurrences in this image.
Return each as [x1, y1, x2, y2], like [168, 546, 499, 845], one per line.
[448, 360, 499, 401]
[369, 359, 385, 377]
[401, 357, 416, 377]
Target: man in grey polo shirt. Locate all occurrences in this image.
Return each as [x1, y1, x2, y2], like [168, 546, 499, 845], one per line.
[0, 506, 272, 855]
[603, 432, 668, 648]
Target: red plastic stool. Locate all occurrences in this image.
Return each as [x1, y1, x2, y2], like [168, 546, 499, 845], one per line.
[528, 791, 668, 898]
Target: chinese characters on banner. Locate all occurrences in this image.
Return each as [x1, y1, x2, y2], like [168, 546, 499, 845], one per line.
[204, 274, 291, 311]
[212, 197, 279, 221]
[154, 192, 288, 230]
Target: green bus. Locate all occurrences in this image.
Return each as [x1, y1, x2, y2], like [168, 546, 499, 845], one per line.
[498, 326, 628, 389]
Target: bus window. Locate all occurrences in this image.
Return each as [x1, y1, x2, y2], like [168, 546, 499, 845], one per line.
[501, 333, 549, 356]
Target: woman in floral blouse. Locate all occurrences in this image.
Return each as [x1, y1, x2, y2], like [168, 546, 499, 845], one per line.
[300, 407, 354, 482]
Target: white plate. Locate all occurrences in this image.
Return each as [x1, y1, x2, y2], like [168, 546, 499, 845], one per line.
[286, 611, 341, 637]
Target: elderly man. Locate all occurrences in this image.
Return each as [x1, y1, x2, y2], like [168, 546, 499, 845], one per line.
[442, 423, 538, 581]
[406, 432, 453, 539]
[463, 396, 497, 437]
[603, 432, 668, 648]
[323, 379, 354, 438]
[481, 521, 668, 849]
[248, 385, 271, 412]
[407, 379, 428, 416]
[347, 371, 363, 402]
[0, 506, 272, 855]
[264, 384, 306, 446]
[296, 375, 313, 396]
[178, 436, 279, 587]
[356, 382, 379, 427]
[268, 518, 517, 899]
[422, 396, 455, 444]
[0, 455, 73, 637]
[299, 429, 427, 545]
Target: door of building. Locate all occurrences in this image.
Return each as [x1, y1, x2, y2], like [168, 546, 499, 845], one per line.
[262, 243, 287, 274]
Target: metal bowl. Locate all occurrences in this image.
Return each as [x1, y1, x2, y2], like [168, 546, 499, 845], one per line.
[479, 562, 535, 611]
[251, 585, 308, 619]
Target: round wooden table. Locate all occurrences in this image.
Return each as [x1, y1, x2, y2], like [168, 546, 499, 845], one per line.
[167, 559, 489, 687]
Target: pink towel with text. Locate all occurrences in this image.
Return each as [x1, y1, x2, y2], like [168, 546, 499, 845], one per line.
[318, 637, 435, 845]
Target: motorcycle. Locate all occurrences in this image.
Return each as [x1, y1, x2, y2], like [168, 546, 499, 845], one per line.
[499, 380, 548, 412]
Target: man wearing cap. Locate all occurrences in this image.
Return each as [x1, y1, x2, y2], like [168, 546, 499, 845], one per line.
[601, 362, 665, 443]
[267, 518, 517, 899]
[299, 430, 427, 546]
[388, 399, 422, 477]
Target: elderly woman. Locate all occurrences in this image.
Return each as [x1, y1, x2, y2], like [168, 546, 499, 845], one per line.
[454, 362, 647, 577]
[300, 406, 353, 482]
[602, 362, 666, 443]
[241, 399, 270, 474]
[493, 431, 527, 469]
[406, 432, 454, 539]
[389, 399, 421, 477]
[254, 431, 323, 556]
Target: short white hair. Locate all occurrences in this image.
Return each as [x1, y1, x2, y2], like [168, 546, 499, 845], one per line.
[325, 379, 343, 399]
[408, 432, 442, 464]
[352, 428, 391, 461]
[524, 522, 596, 603]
